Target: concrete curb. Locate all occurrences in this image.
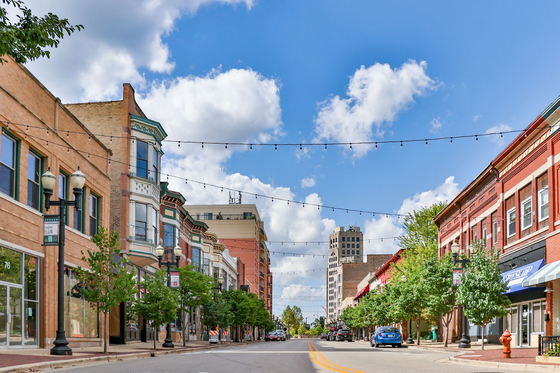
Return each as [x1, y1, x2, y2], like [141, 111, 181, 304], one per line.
[0, 340, 265, 373]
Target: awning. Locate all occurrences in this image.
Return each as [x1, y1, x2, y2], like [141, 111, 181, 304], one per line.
[523, 260, 560, 287]
[354, 284, 370, 300]
[501, 259, 544, 294]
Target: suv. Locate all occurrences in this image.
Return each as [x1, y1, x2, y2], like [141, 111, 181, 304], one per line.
[276, 330, 286, 341]
[336, 328, 353, 342]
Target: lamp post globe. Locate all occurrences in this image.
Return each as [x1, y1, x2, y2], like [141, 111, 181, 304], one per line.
[41, 168, 56, 190]
[70, 167, 86, 189]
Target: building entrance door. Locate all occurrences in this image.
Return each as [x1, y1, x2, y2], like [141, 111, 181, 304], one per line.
[520, 303, 530, 346]
[0, 284, 23, 348]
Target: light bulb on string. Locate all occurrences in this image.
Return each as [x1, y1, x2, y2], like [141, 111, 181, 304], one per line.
[66, 131, 69, 138]
[324, 144, 327, 150]
[46, 129, 49, 136]
[225, 143, 228, 149]
[400, 141, 403, 148]
[178, 141, 181, 148]
[275, 144, 277, 151]
[450, 138, 453, 144]
[88, 135, 91, 141]
[202, 143, 204, 149]
[425, 140, 428, 146]
[250, 144, 253, 151]
[476, 136, 478, 142]
[110, 137, 113, 144]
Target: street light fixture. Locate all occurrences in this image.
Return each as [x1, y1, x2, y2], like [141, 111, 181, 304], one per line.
[42, 167, 86, 356]
[157, 244, 182, 348]
[451, 242, 471, 349]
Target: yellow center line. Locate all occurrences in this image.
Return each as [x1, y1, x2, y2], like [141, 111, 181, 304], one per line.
[306, 341, 366, 373]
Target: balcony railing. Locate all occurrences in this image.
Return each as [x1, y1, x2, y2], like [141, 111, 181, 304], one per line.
[260, 257, 264, 264]
[199, 213, 255, 221]
[539, 335, 560, 356]
[259, 271, 264, 278]
[259, 285, 264, 292]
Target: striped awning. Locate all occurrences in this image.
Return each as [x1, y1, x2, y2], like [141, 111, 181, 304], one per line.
[522, 261, 560, 287]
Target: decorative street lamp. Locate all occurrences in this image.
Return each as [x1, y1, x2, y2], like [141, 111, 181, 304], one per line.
[42, 167, 86, 356]
[451, 242, 471, 349]
[156, 244, 182, 348]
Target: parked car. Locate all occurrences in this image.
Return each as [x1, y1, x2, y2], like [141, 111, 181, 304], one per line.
[276, 330, 286, 341]
[327, 331, 335, 341]
[265, 332, 279, 341]
[336, 328, 353, 342]
[320, 333, 328, 340]
[371, 326, 402, 348]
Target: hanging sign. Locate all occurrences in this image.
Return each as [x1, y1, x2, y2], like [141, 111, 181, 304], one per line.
[43, 215, 59, 246]
[453, 268, 463, 286]
[170, 271, 180, 288]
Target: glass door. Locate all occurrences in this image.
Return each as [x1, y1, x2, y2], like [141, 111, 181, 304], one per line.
[0, 285, 6, 347]
[520, 303, 529, 346]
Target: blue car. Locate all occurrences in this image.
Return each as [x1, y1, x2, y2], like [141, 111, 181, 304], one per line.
[371, 326, 402, 348]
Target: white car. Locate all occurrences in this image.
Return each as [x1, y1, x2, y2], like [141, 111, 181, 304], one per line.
[275, 330, 286, 341]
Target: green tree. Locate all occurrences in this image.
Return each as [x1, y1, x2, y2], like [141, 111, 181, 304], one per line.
[387, 271, 426, 345]
[340, 306, 358, 329]
[424, 255, 456, 347]
[457, 243, 511, 350]
[281, 305, 303, 333]
[74, 227, 136, 354]
[177, 265, 213, 345]
[297, 324, 307, 336]
[222, 290, 251, 341]
[133, 269, 180, 350]
[359, 287, 393, 330]
[0, 0, 83, 64]
[202, 292, 233, 334]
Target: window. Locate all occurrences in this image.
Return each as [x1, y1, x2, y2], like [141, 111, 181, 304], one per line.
[352, 244, 355, 248]
[73, 190, 84, 232]
[59, 172, 69, 225]
[472, 225, 477, 244]
[135, 203, 147, 241]
[539, 188, 549, 222]
[351, 250, 355, 254]
[136, 140, 148, 179]
[64, 267, 98, 338]
[492, 221, 498, 245]
[342, 243, 345, 248]
[342, 237, 345, 242]
[357, 243, 360, 248]
[342, 250, 345, 254]
[152, 148, 159, 183]
[89, 194, 99, 236]
[357, 250, 360, 255]
[356, 237, 360, 242]
[533, 301, 543, 333]
[27, 152, 41, 210]
[0, 133, 17, 198]
[191, 247, 201, 272]
[338, 274, 341, 281]
[352, 237, 355, 242]
[481, 218, 487, 241]
[151, 208, 158, 244]
[163, 224, 175, 248]
[204, 213, 213, 220]
[507, 208, 516, 238]
[521, 198, 532, 231]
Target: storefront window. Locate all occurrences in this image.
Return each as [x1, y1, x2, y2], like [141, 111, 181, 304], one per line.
[63, 267, 98, 338]
[0, 247, 21, 284]
[533, 301, 544, 333]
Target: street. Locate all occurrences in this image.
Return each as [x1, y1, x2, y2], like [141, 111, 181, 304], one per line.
[54, 339, 526, 373]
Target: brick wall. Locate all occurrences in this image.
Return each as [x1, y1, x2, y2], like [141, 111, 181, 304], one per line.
[342, 254, 392, 299]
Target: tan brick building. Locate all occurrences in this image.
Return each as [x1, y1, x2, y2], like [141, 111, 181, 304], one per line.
[0, 57, 111, 349]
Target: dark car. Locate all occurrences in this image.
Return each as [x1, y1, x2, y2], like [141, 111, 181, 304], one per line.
[336, 328, 353, 342]
[371, 326, 402, 348]
[265, 332, 279, 342]
[320, 333, 328, 340]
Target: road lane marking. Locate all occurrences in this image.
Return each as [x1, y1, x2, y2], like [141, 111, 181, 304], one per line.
[307, 341, 366, 373]
[309, 342, 366, 373]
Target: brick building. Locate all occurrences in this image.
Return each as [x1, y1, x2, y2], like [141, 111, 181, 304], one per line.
[326, 253, 392, 324]
[185, 204, 272, 313]
[435, 95, 560, 347]
[0, 57, 111, 349]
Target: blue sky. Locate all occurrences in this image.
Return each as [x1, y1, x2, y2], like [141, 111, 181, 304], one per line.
[23, 0, 560, 320]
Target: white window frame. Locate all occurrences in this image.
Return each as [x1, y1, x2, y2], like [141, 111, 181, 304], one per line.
[492, 220, 499, 244]
[521, 197, 532, 231]
[482, 226, 487, 241]
[507, 207, 516, 238]
[538, 187, 549, 222]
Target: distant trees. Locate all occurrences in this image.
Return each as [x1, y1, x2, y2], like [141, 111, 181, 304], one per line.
[281, 305, 303, 334]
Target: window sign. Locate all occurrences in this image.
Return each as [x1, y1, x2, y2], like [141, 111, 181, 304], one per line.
[43, 215, 59, 245]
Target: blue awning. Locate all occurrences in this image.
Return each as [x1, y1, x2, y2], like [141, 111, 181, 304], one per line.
[501, 259, 544, 294]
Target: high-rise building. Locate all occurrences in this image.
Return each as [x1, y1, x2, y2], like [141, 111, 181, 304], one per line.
[326, 226, 391, 324]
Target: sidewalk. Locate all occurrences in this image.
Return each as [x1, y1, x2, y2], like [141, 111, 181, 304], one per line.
[356, 339, 560, 371]
[0, 339, 262, 373]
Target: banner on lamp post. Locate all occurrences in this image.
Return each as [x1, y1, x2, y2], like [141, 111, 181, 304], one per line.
[43, 215, 59, 246]
[453, 268, 463, 286]
[169, 271, 180, 288]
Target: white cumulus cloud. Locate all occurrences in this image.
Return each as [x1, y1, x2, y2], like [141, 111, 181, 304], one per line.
[430, 117, 443, 133]
[23, 0, 255, 102]
[314, 60, 438, 158]
[301, 178, 316, 188]
[486, 124, 512, 146]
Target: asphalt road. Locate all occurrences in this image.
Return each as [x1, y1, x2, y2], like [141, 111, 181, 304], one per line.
[56, 339, 526, 373]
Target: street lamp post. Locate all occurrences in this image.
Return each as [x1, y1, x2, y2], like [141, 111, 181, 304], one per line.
[451, 242, 471, 349]
[42, 167, 86, 356]
[156, 244, 182, 348]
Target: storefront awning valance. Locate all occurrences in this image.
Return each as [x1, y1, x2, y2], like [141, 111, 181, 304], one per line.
[522, 260, 560, 287]
[354, 284, 370, 300]
[502, 259, 544, 294]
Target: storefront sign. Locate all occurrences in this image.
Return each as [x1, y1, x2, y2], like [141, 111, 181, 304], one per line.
[170, 271, 180, 288]
[453, 268, 463, 286]
[43, 215, 59, 246]
[501, 259, 544, 294]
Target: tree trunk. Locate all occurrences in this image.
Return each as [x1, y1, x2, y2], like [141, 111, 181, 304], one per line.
[415, 318, 421, 346]
[443, 314, 451, 348]
[481, 324, 485, 351]
[103, 311, 108, 354]
[154, 324, 158, 350]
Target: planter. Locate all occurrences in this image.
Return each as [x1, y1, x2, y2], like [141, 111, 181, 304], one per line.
[536, 355, 560, 363]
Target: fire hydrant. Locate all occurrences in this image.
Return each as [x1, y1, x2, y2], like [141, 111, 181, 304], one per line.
[499, 329, 512, 358]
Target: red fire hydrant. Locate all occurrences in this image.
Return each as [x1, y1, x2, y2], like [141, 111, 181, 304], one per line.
[499, 329, 512, 358]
